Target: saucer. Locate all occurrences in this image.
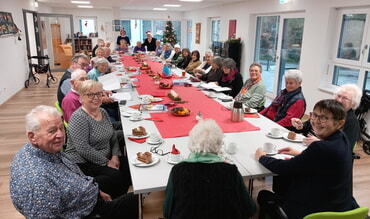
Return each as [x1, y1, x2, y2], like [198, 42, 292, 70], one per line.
[266, 132, 283, 139]
[131, 154, 160, 167]
[129, 117, 143, 122]
[146, 138, 163, 145]
[265, 150, 278, 155]
[166, 155, 183, 165]
[128, 134, 149, 139]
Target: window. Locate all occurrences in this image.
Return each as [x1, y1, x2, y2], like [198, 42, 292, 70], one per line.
[78, 17, 97, 37]
[210, 17, 221, 42]
[328, 8, 370, 89]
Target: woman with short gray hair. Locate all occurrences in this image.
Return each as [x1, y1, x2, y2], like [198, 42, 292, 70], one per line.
[260, 69, 306, 129]
[196, 56, 224, 83]
[87, 58, 109, 81]
[217, 58, 243, 98]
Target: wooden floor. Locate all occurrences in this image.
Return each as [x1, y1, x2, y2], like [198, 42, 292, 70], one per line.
[0, 72, 369, 219]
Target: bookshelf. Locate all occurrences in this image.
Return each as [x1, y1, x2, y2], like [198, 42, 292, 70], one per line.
[69, 38, 92, 54]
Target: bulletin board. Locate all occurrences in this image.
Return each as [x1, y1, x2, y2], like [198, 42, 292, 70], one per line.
[0, 11, 17, 36]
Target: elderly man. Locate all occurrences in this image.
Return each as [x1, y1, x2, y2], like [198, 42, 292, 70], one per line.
[10, 105, 138, 219]
[194, 50, 213, 75]
[61, 69, 88, 123]
[57, 53, 89, 106]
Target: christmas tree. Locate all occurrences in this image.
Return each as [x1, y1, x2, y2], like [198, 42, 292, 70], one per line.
[163, 16, 177, 46]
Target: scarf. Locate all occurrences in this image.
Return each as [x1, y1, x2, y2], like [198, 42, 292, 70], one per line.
[221, 68, 238, 82]
[181, 152, 224, 163]
[235, 76, 262, 101]
[202, 63, 211, 70]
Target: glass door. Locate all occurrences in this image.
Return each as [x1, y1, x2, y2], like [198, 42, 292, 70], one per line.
[254, 14, 305, 96]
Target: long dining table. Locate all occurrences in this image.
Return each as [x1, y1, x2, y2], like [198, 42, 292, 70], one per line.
[112, 53, 307, 218]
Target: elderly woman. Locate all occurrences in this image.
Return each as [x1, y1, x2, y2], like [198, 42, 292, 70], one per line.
[260, 70, 306, 128]
[194, 50, 213, 75]
[133, 41, 146, 53]
[115, 39, 129, 54]
[170, 44, 183, 65]
[291, 83, 361, 148]
[65, 80, 131, 199]
[154, 40, 163, 56]
[142, 31, 157, 52]
[177, 48, 191, 69]
[163, 119, 256, 219]
[185, 50, 202, 75]
[116, 28, 130, 46]
[256, 99, 356, 219]
[87, 57, 109, 81]
[160, 43, 175, 62]
[234, 62, 266, 111]
[195, 56, 224, 83]
[217, 58, 243, 98]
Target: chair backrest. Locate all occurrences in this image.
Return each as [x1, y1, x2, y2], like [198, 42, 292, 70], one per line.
[303, 207, 369, 219]
[54, 100, 68, 128]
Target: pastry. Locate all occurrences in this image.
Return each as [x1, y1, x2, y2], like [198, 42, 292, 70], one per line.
[287, 131, 296, 140]
[137, 152, 152, 164]
[245, 108, 251, 113]
[132, 126, 147, 136]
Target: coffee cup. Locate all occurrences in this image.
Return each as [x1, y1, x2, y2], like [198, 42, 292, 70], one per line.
[263, 142, 276, 154]
[149, 133, 162, 143]
[131, 112, 142, 120]
[170, 153, 181, 162]
[270, 128, 280, 137]
[227, 142, 238, 154]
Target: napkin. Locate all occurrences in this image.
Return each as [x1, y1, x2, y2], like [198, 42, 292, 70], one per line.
[151, 91, 167, 97]
[244, 113, 260, 118]
[129, 104, 141, 109]
[128, 137, 147, 143]
[145, 117, 163, 122]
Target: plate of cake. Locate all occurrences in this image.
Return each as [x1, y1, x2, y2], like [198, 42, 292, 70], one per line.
[128, 126, 149, 139]
[282, 131, 304, 143]
[131, 152, 159, 167]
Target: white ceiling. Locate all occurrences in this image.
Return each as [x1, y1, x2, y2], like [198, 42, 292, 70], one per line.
[38, 0, 247, 12]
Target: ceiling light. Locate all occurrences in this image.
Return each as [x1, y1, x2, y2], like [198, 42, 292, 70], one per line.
[78, 5, 93, 8]
[71, 1, 90, 4]
[163, 4, 181, 7]
[179, 0, 203, 2]
[34, 0, 39, 7]
[153, 8, 167, 11]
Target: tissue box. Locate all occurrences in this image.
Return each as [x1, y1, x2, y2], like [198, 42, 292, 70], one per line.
[173, 79, 188, 86]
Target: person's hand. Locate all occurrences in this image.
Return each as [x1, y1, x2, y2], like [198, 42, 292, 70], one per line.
[278, 147, 301, 156]
[194, 72, 202, 78]
[107, 156, 120, 170]
[104, 90, 113, 96]
[255, 148, 267, 160]
[99, 190, 112, 201]
[303, 134, 319, 146]
[291, 118, 303, 130]
[101, 96, 114, 104]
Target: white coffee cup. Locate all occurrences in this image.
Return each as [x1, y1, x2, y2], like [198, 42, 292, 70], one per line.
[149, 133, 161, 143]
[263, 142, 276, 154]
[270, 128, 280, 137]
[131, 112, 142, 120]
[227, 142, 238, 154]
[170, 153, 181, 162]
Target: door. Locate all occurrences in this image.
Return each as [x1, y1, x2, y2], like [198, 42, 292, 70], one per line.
[254, 14, 305, 97]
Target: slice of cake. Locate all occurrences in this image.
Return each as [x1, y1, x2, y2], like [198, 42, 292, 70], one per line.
[132, 126, 147, 136]
[137, 152, 152, 164]
[287, 131, 296, 140]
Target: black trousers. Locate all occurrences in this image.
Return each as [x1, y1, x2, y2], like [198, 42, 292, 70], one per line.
[86, 192, 139, 219]
[77, 158, 131, 199]
[257, 190, 288, 219]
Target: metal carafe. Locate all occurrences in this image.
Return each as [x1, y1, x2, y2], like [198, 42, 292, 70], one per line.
[231, 101, 244, 122]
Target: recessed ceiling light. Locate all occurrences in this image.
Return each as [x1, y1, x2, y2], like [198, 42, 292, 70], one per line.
[78, 5, 93, 8]
[153, 8, 167, 11]
[163, 4, 181, 7]
[71, 1, 90, 4]
[179, 0, 203, 2]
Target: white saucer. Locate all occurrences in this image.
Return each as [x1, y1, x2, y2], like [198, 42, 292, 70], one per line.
[282, 133, 304, 143]
[128, 134, 149, 139]
[129, 117, 143, 122]
[150, 97, 163, 102]
[166, 155, 183, 165]
[131, 154, 160, 167]
[146, 138, 163, 145]
[139, 94, 153, 99]
[266, 132, 283, 139]
[265, 150, 278, 155]
[244, 108, 258, 113]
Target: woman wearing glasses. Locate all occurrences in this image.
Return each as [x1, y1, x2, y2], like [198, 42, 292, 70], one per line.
[65, 80, 131, 199]
[255, 99, 357, 219]
[291, 83, 362, 148]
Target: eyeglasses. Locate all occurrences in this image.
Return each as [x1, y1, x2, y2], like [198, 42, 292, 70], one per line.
[76, 62, 89, 68]
[310, 112, 333, 123]
[335, 94, 352, 103]
[150, 142, 169, 156]
[77, 77, 89, 81]
[85, 92, 104, 99]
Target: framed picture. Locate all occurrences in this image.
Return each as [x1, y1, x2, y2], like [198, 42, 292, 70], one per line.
[0, 11, 17, 36]
[228, 20, 237, 39]
[114, 25, 121, 32]
[113, 20, 120, 26]
[195, 23, 201, 44]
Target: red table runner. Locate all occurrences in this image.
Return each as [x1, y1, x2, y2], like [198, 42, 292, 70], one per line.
[123, 56, 260, 138]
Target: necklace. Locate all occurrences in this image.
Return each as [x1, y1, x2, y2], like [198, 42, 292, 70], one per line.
[82, 106, 100, 119]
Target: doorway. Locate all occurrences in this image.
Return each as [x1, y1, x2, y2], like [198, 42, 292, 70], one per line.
[254, 14, 305, 97]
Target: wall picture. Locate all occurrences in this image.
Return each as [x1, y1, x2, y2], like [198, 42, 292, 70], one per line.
[195, 23, 201, 44]
[0, 11, 17, 36]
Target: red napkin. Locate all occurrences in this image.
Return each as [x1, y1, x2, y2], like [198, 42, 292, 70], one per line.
[128, 137, 147, 143]
[151, 91, 167, 97]
[244, 113, 260, 118]
[171, 144, 180, 154]
[145, 118, 163, 122]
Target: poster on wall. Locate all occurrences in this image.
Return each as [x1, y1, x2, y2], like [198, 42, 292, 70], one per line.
[0, 11, 17, 36]
[228, 20, 237, 39]
[195, 23, 201, 44]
